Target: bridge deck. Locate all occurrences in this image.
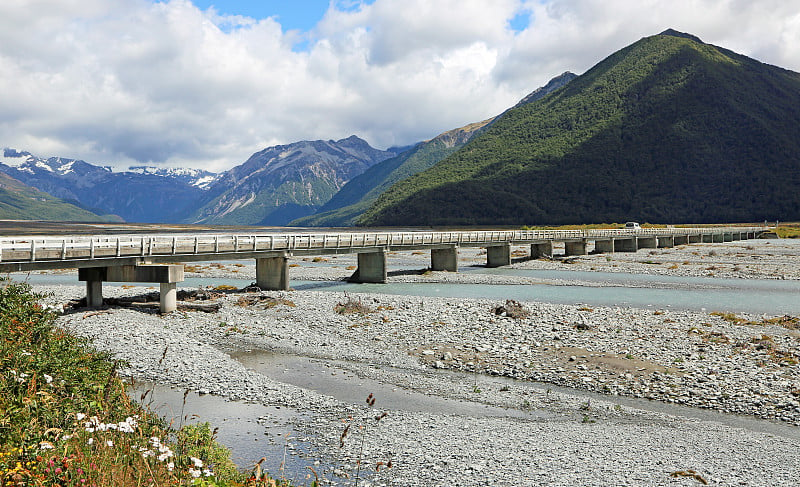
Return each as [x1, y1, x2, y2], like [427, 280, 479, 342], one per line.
[0, 227, 766, 272]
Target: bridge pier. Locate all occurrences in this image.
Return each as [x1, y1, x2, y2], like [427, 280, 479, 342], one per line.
[564, 240, 587, 256]
[431, 246, 458, 272]
[594, 239, 614, 253]
[636, 237, 657, 250]
[657, 236, 674, 248]
[530, 241, 553, 259]
[256, 254, 289, 290]
[614, 238, 637, 252]
[486, 244, 511, 267]
[86, 279, 103, 307]
[78, 264, 184, 313]
[351, 249, 387, 283]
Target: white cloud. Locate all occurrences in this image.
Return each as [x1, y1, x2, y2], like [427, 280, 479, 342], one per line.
[0, 0, 798, 172]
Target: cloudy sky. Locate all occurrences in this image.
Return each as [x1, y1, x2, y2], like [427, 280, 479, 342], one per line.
[1, 0, 799, 172]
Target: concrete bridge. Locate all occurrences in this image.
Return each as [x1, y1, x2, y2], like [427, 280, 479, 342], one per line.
[0, 226, 767, 312]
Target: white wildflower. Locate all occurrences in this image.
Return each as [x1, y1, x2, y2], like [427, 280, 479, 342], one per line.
[203, 469, 213, 477]
[189, 468, 201, 478]
[39, 441, 54, 450]
[190, 457, 203, 468]
[87, 438, 94, 445]
[166, 462, 174, 471]
[76, 413, 86, 421]
[106, 440, 113, 447]
[43, 374, 53, 383]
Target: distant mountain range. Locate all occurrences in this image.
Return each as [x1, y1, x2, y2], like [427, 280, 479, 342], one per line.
[0, 170, 108, 222]
[187, 135, 398, 225]
[3, 29, 799, 227]
[0, 149, 214, 222]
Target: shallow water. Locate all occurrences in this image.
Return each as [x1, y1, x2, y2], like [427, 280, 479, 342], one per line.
[231, 350, 552, 420]
[14, 265, 800, 314]
[230, 350, 800, 440]
[128, 381, 319, 479]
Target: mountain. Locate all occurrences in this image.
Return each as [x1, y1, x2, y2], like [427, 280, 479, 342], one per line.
[0, 171, 110, 222]
[187, 135, 397, 226]
[291, 120, 492, 226]
[0, 149, 214, 223]
[292, 72, 577, 227]
[127, 166, 219, 189]
[360, 30, 800, 226]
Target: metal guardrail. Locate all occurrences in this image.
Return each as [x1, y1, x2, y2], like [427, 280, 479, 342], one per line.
[0, 227, 768, 267]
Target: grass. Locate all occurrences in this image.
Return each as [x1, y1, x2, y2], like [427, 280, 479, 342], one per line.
[334, 295, 373, 315]
[711, 311, 800, 329]
[773, 222, 800, 238]
[0, 277, 306, 486]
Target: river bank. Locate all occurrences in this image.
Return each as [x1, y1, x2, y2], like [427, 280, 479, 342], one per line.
[22, 238, 800, 485]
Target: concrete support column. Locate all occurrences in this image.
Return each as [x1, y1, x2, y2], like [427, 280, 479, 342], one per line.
[564, 240, 587, 256]
[256, 255, 289, 290]
[614, 238, 637, 252]
[160, 282, 177, 313]
[657, 236, 674, 248]
[594, 239, 614, 253]
[486, 244, 511, 268]
[530, 242, 553, 259]
[86, 280, 103, 307]
[355, 249, 387, 283]
[636, 237, 657, 249]
[674, 235, 689, 245]
[431, 246, 458, 272]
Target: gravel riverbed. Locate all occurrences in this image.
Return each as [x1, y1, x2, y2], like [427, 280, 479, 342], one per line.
[24, 238, 800, 485]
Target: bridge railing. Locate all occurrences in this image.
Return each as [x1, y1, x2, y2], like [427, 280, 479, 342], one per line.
[0, 227, 768, 265]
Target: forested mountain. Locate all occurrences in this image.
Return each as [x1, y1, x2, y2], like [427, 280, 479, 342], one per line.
[360, 30, 800, 226]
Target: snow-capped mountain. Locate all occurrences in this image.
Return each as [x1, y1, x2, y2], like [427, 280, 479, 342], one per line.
[127, 166, 219, 189]
[0, 148, 214, 223]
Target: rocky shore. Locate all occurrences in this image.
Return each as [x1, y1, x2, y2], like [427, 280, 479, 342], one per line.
[26, 238, 800, 485]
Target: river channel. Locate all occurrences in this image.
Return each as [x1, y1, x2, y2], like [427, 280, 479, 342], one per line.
[16, 263, 800, 477]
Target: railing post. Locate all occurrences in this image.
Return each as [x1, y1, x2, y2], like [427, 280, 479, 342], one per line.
[172, 236, 177, 255]
[89, 239, 95, 259]
[30, 240, 36, 262]
[116, 238, 121, 257]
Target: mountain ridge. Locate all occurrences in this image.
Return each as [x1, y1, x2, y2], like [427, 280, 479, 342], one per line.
[359, 31, 800, 226]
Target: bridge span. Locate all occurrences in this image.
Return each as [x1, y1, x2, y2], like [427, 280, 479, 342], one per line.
[0, 226, 768, 312]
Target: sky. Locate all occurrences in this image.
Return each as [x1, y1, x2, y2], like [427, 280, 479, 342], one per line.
[1, 0, 799, 172]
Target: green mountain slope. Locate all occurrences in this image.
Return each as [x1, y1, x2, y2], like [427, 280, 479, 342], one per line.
[361, 31, 800, 226]
[0, 172, 109, 221]
[290, 119, 492, 227]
